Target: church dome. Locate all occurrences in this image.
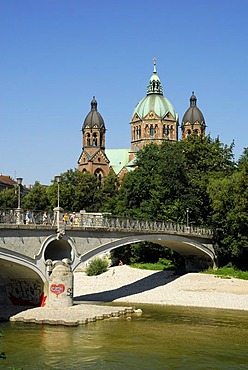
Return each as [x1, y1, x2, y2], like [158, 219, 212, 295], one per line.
[132, 58, 178, 120]
[83, 97, 105, 131]
[133, 94, 177, 120]
[182, 92, 205, 125]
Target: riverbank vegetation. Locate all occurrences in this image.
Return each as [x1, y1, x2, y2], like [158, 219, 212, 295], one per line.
[203, 266, 248, 280]
[0, 135, 247, 269]
[130, 260, 175, 271]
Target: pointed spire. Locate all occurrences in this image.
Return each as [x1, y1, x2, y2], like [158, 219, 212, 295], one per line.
[147, 57, 163, 96]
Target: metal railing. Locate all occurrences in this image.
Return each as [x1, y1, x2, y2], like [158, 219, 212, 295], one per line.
[0, 209, 213, 237]
[0, 209, 54, 225]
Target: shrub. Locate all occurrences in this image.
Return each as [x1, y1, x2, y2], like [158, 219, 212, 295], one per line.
[85, 257, 109, 276]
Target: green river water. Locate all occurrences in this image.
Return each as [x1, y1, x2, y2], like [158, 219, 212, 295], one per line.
[1, 304, 248, 369]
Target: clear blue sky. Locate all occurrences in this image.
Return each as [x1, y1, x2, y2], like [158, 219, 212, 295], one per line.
[1, 0, 247, 186]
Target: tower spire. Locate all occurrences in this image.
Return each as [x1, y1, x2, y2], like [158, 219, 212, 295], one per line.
[147, 57, 163, 95]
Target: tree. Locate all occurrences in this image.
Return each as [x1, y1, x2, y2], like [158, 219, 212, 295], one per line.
[181, 134, 235, 226]
[113, 136, 235, 226]
[0, 187, 18, 209]
[46, 169, 103, 212]
[99, 170, 119, 213]
[114, 142, 189, 221]
[207, 148, 248, 267]
[22, 181, 49, 211]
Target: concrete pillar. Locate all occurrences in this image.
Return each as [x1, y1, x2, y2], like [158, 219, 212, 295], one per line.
[48, 261, 73, 308]
[15, 208, 24, 225]
[184, 255, 212, 272]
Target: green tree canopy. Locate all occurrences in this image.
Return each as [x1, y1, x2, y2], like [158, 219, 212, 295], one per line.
[0, 187, 17, 209]
[113, 136, 236, 226]
[22, 181, 49, 211]
[208, 148, 248, 267]
[46, 169, 103, 212]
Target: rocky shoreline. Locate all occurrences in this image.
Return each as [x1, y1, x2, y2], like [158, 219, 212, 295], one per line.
[3, 266, 248, 326]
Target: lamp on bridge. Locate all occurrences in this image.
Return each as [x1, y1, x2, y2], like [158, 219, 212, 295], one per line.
[186, 208, 190, 228]
[54, 175, 62, 233]
[55, 175, 61, 208]
[16, 177, 23, 224]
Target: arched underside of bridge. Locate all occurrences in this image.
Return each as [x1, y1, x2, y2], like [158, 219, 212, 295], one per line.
[0, 250, 46, 307]
[75, 234, 216, 272]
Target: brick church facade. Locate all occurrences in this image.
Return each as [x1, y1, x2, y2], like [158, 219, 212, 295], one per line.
[78, 58, 206, 179]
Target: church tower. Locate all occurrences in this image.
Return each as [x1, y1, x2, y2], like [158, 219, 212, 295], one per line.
[129, 58, 179, 158]
[181, 92, 206, 139]
[78, 97, 110, 180]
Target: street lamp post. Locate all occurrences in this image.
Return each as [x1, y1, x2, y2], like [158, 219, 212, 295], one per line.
[16, 177, 23, 224]
[54, 175, 62, 233]
[186, 208, 189, 228]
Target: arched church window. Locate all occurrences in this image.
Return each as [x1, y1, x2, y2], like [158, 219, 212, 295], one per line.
[86, 133, 90, 146]
[92, 133, 98, 146]
[136, 126, 140, 139]
[163, 125, 170, 136]
[154, 124, 158, 136]
[187, 129, 191, 136]
[194, 129, 199, 134]
[94, 168, 103, 183]
[149, 125, 155, 137]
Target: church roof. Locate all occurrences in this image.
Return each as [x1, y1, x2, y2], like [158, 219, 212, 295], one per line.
[105, 149, 134, 175]
[82, 96, 105, 131]
[132, 58, 178, 120]
[182, 92, 205, 126]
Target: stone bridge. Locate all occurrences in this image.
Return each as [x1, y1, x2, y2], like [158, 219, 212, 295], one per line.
[0, 214, 215, 307]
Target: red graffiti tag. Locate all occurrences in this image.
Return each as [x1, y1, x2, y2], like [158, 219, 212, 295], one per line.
[50, 284, 65, 295]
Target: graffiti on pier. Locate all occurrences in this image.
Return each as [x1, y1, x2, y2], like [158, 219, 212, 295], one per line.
[6, 280, 43, 306]
[67, 287, 73, 298]
[50, 284, 65, 296]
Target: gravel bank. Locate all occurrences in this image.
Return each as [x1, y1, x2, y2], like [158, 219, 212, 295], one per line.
[74, 265, 248, 311]
[5, 266, 248, 326]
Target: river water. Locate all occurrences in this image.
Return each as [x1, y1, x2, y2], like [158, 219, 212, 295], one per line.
[1, 304, 248, 369]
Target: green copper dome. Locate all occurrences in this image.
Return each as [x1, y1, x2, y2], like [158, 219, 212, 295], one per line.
[132, 58, 178, 120]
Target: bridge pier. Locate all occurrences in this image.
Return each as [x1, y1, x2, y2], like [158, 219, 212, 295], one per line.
[47, 260, 73, 308]
[184, 255, 213, 272]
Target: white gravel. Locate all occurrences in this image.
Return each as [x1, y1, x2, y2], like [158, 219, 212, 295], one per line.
[74, 265, 248, 311]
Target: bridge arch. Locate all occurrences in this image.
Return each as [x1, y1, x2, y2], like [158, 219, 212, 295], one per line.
[35, 234, 80, 271]
[0, 248, 46, 306]
[74, 234, 216, 272]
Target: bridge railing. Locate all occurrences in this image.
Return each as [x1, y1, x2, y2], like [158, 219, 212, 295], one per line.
[0, 209, 54, 225]
[0, 209, 213, 237]
[99, 216, 212, 236]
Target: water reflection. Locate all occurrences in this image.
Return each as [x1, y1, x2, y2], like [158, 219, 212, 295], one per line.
[1, 305, 248, 369]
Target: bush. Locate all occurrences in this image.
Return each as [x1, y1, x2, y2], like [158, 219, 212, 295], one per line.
[85, 257, 109, 276]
